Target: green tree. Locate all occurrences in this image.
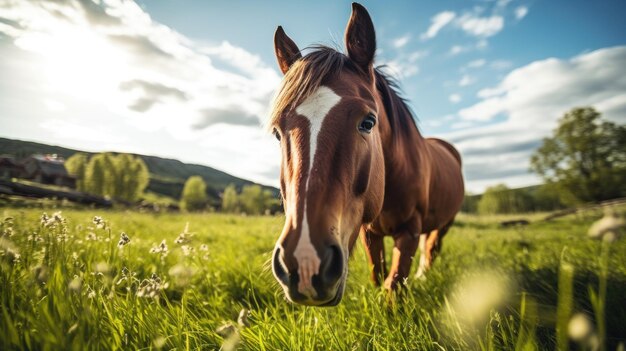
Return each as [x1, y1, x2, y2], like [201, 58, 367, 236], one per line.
[221, 183, 240, 213]
[65, 153, 88, 191]
[180, 176, 208, 211]
[114, 154, 149, 202]
[530, 107, 626, 204]
[85, 155, 106, 196]
[239, 185, 277, 215]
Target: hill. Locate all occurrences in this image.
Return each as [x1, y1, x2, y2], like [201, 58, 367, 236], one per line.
[0, 137, 278, 204]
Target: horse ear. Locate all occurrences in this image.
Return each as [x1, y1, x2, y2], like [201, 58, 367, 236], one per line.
[345, 3, 376, 73]
[274, 26, 301, 75]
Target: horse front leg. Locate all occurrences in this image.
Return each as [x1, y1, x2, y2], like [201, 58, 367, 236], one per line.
[360, 226, 386, 286]
[383, 230, 419, 291]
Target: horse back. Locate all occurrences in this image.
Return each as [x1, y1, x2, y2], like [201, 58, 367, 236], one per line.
[422, 138, 464, 232]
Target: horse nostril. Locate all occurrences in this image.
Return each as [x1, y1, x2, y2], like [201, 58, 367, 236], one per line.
[272, 247, 289, 285]
[320, 245, 343, 285]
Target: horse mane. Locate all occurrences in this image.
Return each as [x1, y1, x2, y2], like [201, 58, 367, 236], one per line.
[268, 46, 420, 141]
[373, 68, 420, 141]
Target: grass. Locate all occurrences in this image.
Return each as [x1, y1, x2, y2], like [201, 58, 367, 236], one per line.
[0, 206, 624, 350]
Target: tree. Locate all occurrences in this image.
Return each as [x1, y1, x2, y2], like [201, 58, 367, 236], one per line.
[65, 153, 88, 191]
[530, 107, 626, 204]
[180, 176, 208, 211]
[477, 184, 534, 214]
[85, 155, 106, 196]
[239, 185, 278, 215]
[221, 184, 239, 213]
[82, 153, 150, 202]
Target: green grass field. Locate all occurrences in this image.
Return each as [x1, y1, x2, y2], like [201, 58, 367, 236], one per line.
[1, 206, 624, 350]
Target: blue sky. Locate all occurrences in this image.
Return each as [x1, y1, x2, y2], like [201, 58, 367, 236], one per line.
[1, 0, 625, 192]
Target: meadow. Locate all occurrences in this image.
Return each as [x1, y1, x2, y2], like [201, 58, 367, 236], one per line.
[0, 205, 624, 350]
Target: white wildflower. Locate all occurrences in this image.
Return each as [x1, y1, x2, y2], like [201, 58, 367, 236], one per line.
[168, 264, 194, 287]
[181, 245, 194, 256]
[238, 309, 250, 327]
[137, 273, 169, 299]
[588, 212, 625, 242]
[68, 275, 82, 292]
[117, 232, 130, 248]
[92, 216, 106, 229]
[174, 222, 193, 244]
[150, 240, 169, 256]
[568, 313, 593, 341]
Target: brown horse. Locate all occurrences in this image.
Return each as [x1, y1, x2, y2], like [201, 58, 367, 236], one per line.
[269, 3, 464, 306]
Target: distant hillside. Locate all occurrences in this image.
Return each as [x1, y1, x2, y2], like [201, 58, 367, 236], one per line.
[0, 137, 278, 203]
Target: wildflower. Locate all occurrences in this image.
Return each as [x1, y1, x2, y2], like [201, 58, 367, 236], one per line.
[216, 323, 237, 337]
[181, 245, 194, 256]
[118, 232, 130, 248]
[92, 216, 105, 229]
[153, 336, 167, 349]
[150, 240, 169, 256]
[94, 262, 110, 275]
[238, 309, 250, 327]
[174, 222, 193, 244]
[588, 211, 625, 242]
[41, 211, 65, 228]
[68, 275, 82, 292]
[568, 313, 593, 341]
[137, 273, 169, 299]
[40, 213, 50, 226]
[87, 288, 96, 299]
[85, 232, 97, 241]
[116, 266, 137, 286]
[199, 244, 209, 251]
[168, 264, 194, 287]
[1, 217, 14, 237]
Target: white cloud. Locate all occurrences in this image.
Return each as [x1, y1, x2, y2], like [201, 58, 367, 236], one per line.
[515, 6, 529, 20]
[456, 14, 504, 38]
[449, 94, 462, 104]
[381, 50, 427, 79]
[0, 0, 282, 186]
[443, 46, 626, 192]
[466, 59, 486, 69]
[43, 98, 66, 112]
[458, 75, 475, 87]
[449, 45, 468, 56]
[490, 60, 513, 70]
[421, 11, 456, 40]
[392, 34, 411, 48]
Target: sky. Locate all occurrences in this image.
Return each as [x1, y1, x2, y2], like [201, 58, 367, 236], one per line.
[0, 0, 625, 193]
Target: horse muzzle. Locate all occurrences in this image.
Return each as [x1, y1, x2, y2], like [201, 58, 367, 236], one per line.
[272, 244, 345, 306]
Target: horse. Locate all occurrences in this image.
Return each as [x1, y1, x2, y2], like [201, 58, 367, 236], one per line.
[269, 3, 464, 306]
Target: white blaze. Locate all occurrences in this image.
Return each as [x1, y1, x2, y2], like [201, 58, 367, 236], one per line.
[292, 86, 341, 296]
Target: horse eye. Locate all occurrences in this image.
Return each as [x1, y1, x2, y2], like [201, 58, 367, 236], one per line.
[273, 128, 281, 141]
[358, 114, 377, 134]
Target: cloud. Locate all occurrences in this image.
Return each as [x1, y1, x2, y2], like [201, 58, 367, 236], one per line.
[380, 50, 427, 79]
[421, 11, 456, 40]
[449, 45, 468, 56]
[443, 46, 626, 192]
[0, 0, 282, 186]
[449, 94, 462, 104]
[515, 6, 529, 20]
[490, 60, 513, 70]
[119, 79, 188, 112]
[392, 34, 410, 48]
[458, 75, 474, 87]
[466, 59, 486, 69]
[456, 14, 504, 38]
[0, 0, 280, 126]
[193, 106, 259, 129]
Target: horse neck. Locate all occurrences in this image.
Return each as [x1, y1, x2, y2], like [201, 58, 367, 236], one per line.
[375, 85, 426, 177]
